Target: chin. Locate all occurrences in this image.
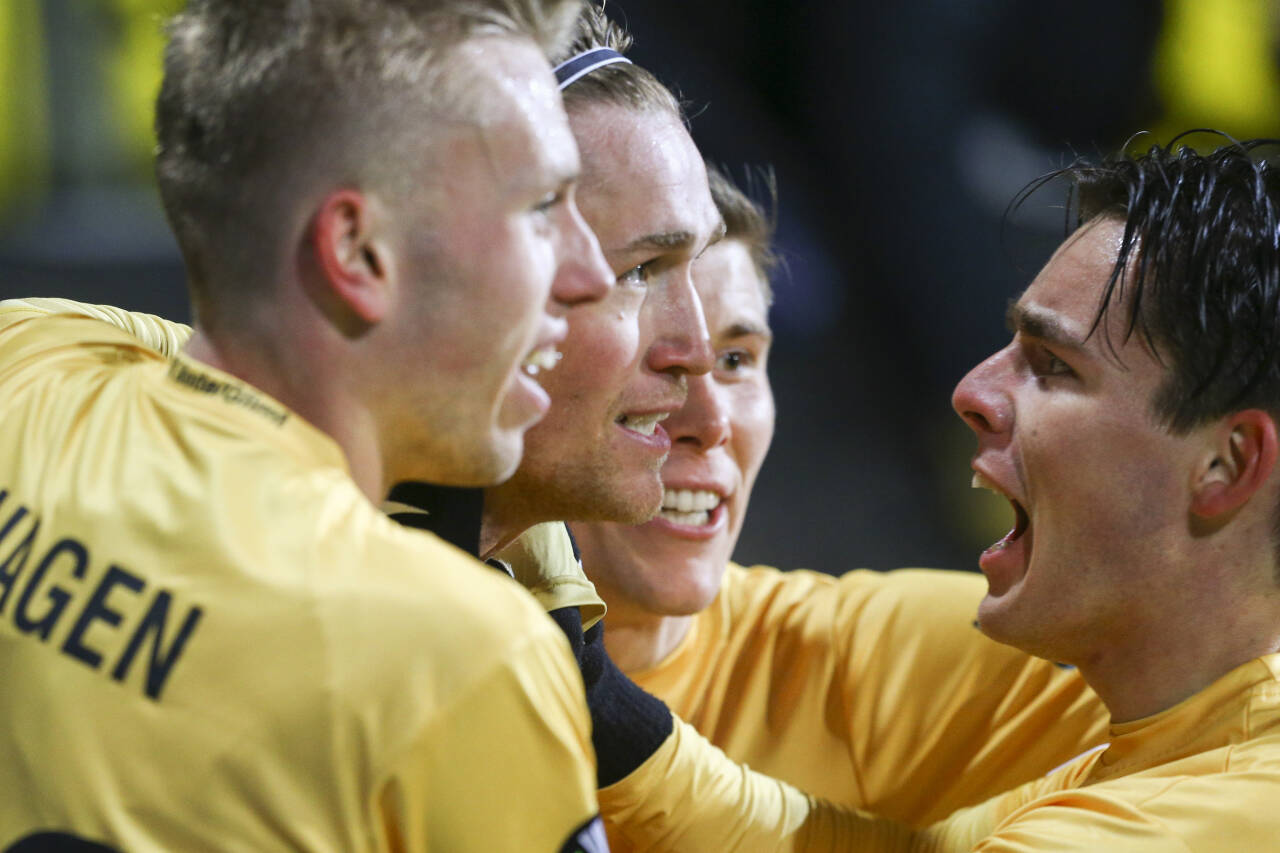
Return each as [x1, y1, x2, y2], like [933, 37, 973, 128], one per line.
[976, 597, 1063, 662]
[645, 560, 725, 616]
[602, 480, 664, 525]
[464, 434, 523, 488]
[655, 586, 720, 617]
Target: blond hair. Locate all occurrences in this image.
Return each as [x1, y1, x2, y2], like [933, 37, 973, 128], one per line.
[155, 0, 582, 305]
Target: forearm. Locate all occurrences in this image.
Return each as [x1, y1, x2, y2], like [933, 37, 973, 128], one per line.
[599, 717, 939, 852]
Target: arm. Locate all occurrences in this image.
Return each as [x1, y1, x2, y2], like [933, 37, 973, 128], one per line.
[833, 569, 1108, 823]
[558, 606, 885, 852]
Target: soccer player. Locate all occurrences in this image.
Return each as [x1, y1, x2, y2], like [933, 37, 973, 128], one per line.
[0, 0, 617, 850]
[918, 136, 1280, 849]
[569, 163, 1109, 844]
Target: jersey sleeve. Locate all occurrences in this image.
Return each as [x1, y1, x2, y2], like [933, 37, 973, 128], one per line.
[381, 620, 603, 852]
[600, 736, 1240, 853]
[834, 570, 1108, 823]
[493, 522, 607, 629]
[599, 717, 871, 852]
[0, 297, 193, 355]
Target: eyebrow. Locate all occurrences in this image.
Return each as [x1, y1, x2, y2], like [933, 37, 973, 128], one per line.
[617, 219, 728, 256]
[616, 231, 698, 253]
[722, 320, 772, 342]
[1005, 301, 1086, 350]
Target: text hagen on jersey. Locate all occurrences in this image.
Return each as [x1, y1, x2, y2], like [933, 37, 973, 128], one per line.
[0, 489, 203, 701]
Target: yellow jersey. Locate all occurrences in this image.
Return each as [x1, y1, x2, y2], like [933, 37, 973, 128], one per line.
[630, 564, 1108, 825]
[0, 309, 601, 851]
[847, 653, 1280, 851]
[2, 298, 610, 626]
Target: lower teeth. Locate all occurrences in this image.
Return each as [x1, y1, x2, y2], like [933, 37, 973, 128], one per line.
[661, 509, 710, 526]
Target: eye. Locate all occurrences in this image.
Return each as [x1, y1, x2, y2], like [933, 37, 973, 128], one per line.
[715, 348, 756, 377]
[1029, 344, 1074, 380]
[533, 190, 563, 216]
[618, 261, 655, 287]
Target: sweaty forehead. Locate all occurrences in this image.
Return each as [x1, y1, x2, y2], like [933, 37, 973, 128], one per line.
[1020, 217, 1128, 325]
[696, 240, 770, 330]
[447, 37, 559, 121]
[569, 103, 720, 246]
[441, 38, 580, 187]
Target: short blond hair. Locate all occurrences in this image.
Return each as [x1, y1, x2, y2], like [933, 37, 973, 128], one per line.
[553, 4, 681, 118]
[156, 0, 583, 305]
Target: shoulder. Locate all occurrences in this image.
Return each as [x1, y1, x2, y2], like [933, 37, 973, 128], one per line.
[719, 563, 986, 629]
[319, 503, 576, 690]
[0, 310, 166, 373]
[317, 501, 567, 662]
[0, 298, 191, 356]
[975, 763, 1280, 852]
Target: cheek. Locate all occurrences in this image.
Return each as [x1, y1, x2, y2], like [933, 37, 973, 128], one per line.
[565, 308, 642, 375]
[1027, 408, 1182, 541]
[502, 221, 558, 307]
[732, 385, 776, 492]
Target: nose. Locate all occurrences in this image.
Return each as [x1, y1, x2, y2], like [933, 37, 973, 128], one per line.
[550, 199, 613, 309]
[952, 346, 1014, 436]
[667, 372, 730, 450]
[643, 266, 715, 377]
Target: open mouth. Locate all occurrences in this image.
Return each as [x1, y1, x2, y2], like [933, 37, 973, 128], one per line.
[616, 412, 669, 437]
[658, 488, 722, 526]
[972, 471, 1030, 551]
[521, 346, 562, 376]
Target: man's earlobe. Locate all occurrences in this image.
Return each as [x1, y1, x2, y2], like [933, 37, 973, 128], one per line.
[1190, 410, 1279, 519]
[309, 189, 390, 331]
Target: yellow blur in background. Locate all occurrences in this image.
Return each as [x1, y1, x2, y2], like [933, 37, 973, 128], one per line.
[2, 0, 1279, 563]
[0, 0, 179, 219]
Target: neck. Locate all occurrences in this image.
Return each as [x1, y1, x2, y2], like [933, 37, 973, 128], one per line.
[1077, 558, 1280, 722]
[480, 478, 549, 559]
[596, 591, 694, 673]
[479, 507, 526, 560]
[184, 315, 386, 503]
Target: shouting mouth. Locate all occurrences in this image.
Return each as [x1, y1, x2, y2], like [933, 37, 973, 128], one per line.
[971, 471, 1032, 586]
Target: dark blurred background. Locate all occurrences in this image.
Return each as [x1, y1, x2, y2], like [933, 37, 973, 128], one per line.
[2, 0, 1279, 574]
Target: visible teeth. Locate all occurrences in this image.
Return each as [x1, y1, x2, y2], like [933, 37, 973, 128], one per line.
[662, 488, 720, 513]
[659, 508, 711, 526]
[522, 347, 562, 376]
[619, 412, 669, 437]
[971, 472, 1001, 493]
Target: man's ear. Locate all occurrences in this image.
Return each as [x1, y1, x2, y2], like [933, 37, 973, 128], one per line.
[307, 189, 391, 333]
[1190, 409, 1279, 519]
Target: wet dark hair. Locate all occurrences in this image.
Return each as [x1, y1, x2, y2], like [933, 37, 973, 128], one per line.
[1031, 133, 1280, 433]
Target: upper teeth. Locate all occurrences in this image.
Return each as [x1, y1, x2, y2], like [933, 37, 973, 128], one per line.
[522, 347, 562, 376]
[619, 412, 668, 436]
[971, 472, 1001, 493]
[662, 488, 720, 513]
